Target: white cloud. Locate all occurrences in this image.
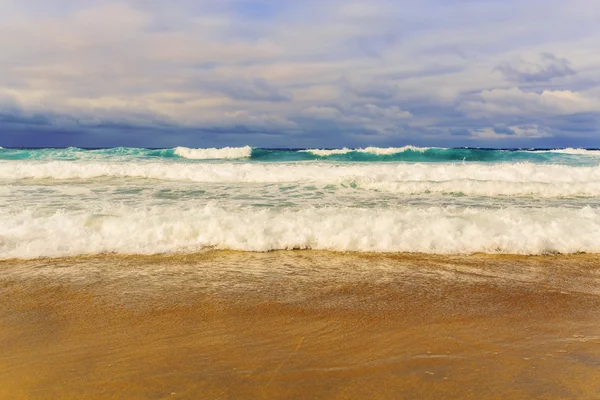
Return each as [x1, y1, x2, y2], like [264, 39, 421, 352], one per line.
[462, 88, 600, 117]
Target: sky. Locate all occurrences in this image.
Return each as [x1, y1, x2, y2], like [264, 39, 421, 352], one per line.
[1, 0, 600, 148]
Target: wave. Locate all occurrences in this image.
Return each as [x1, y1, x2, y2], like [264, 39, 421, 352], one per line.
[1, 160, 597, 183]
[2, 161, 600, 197]
[1, 204, 599, 258]
[173, 146, 253, 159]
[300, 148, 354, 156]
[543, 148, 600, 155]
[0, 147, 176, 161]
[353, 179, 600, 197]
[2, 146, 600, 163]
[0, 146, 252, 161]
[301, 146, 430, 157]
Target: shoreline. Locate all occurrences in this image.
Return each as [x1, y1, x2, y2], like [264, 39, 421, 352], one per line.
[1, 251, 600, 399]
[3, 248, 600, 261]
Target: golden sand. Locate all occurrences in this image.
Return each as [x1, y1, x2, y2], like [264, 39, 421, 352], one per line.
[1, 252, 599, 399]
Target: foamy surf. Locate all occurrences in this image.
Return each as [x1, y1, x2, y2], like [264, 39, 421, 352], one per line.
[543, 148, 600, 155]
[2, 145, 600, 258]
[173, 146, 252, 159]
[2, 161, 600, 197]
[1, 204, 600, 259]
[2, 146, 600, 163]
[301, 146, 430, 156]
[300, 148, 354, 156]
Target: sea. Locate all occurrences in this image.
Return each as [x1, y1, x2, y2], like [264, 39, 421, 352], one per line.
[1, 145, 600, 259]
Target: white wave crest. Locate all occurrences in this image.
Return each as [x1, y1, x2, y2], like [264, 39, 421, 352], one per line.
[2, 205, 600, 259]
[174, 146, 252, 159]
[301, 146, 430, 156]
[300, 148, 354, 156]
[543, 148, 600, 155]
[359, 146, 430, 154]
[3, 161, 600, 189]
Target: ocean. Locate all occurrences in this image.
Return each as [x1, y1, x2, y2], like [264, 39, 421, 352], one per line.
[1, 145, 600, 259]
[3, 146, 600, 399]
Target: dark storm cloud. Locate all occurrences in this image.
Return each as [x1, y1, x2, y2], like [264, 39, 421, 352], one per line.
[0, 112, 53, 126]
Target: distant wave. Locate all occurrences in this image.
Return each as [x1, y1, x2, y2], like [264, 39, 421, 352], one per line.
[2, 146, 600, 163]
[300, 148, 354, 156]
[174, 146, 252, 159]
[0, 147, 174, 161]
[301, 146, 430, 157]
[542, 148, 600, 155]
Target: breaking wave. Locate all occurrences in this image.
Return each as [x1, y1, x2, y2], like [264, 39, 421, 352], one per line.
[3, 146, 600, 258]
[173, 146, 253, 159]
[300, 146, 430, 156]
[2, 146, 600, 163]
[543, 148, 600, 155]
[2, 204, 599, 259]
[2, 161, 600, 197]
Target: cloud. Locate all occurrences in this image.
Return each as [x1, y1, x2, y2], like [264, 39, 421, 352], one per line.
[361, 104, 412, 119]
[302, 106, 343, 120]
[469, 125, 552, 139]
[0, 111, 53, 127]
[461, 88, 600, 117]
[1, 0, 600, 147]
[340, 77, 399, 100]
[301, 103, 411, 132]
[495, 53, 575, 83]
[223, 110, 296, 130]
[204, 78, 292, 102]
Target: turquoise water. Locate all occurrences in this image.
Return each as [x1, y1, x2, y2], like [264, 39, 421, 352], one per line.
[1, 146, 599, 165]
[1, 145, 600, 258]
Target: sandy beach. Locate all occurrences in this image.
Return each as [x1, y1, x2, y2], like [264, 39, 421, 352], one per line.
[1, 251, 599, 399]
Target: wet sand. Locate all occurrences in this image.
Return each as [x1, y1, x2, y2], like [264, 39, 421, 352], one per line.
[1, 251, 600, 399]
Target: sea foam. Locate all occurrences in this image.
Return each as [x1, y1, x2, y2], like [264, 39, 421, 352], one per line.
[1, 204, 599, 258]
[544, 148, 600, 155]
[301, 146, 429, 156]
[3, 147, 600, 259]
[174, 146, 252, 159]
[2, 161, 600, 197]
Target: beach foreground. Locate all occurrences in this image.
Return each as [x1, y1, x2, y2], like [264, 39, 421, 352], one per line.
[1, 251, 599, 399]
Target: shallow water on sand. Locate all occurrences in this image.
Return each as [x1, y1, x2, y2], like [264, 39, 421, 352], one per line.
[1, 251, 600, 399]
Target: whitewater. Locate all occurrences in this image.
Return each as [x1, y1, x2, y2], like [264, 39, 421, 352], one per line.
[2, 145, 600, 258]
